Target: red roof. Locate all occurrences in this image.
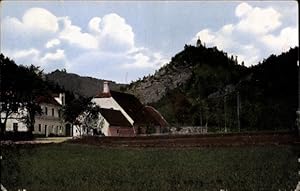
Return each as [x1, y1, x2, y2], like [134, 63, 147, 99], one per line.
[94, 92, 111, 98]
[35, 96, 61, 106]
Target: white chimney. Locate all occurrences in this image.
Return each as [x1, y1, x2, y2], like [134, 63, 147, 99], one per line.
[59, 93, 65, 106]
[103, 81, 110, 93]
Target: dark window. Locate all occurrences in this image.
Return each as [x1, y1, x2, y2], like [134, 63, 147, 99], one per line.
[38, 124, 41, 132]
[58, 110, 61, 118]
[13, 123, 18, 132]
[52, 108, 55, 116]
[45, 107, 48, 115]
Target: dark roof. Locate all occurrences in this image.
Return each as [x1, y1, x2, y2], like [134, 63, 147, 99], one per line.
[110, 91, 162, 126]
[111, 91, 146, 124]
[35, 96, 61, 106]
[99, 108, 132, 127]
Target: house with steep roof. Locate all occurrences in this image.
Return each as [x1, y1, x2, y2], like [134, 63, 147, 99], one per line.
[91, 81, 168, 136]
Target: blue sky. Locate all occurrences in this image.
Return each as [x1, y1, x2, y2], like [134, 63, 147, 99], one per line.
[1, 1, 298, 83]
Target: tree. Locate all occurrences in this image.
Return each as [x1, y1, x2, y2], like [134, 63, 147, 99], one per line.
[173, 93, 192, 125]
[18, 65, 45, 133]
[0, 54, 21, 133]
[81, 104, 101, 134]
[0, 54, 46, 135]
[63, 97, 101, 136]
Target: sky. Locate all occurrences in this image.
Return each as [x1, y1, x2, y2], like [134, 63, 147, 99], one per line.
[1, 1, 298, 83]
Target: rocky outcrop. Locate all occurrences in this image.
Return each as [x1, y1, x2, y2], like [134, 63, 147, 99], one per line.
[127, 63, 193, 104]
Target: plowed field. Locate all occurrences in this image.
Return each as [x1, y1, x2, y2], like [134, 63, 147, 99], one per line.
[69, 131, 300, 147]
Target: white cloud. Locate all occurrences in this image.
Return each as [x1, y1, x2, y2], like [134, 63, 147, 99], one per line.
[193, 29, 215, 44]
[88, 17, 101, 33]
[2, 8, 59, 34]
[59, 17, 98, 49]
[123, 49, 169, 69]
[11, 48, 40, 59]
[220, 24, 234, 35]
[22, 8, 59, 33]
[45, 38, 61, 48]
[235, 2, 252, 17]
[41, 49, 66, 62]
[124, 53, 152, 68]
[95, 13, 135, 52]
[261, 27, 298, 52]
[191, 2, 298, 66]
[236, 3, 281, 34]
[2, 48, 42, 67]
[2, 8, 168, 82]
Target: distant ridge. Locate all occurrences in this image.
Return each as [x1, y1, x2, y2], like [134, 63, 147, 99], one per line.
[46, 70, 125, 98]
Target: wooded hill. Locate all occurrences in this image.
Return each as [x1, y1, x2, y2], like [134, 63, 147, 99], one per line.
[127, 44, 299, 132]
[46, 70, 124, 98]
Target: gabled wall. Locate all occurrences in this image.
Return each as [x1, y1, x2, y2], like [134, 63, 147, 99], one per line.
[2, 107, 28, 132]
[98, 114, 110, 136]
[34, 103, 64, 136]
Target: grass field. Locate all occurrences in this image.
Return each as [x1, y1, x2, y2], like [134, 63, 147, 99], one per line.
[1, 143, 299, 191]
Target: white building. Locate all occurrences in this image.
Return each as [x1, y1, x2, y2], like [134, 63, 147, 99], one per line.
[89, 81, 168, 136]
[3, 108, 28, 132]
[3, 93, 71, 137]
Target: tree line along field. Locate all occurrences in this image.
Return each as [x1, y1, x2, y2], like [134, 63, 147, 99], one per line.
[1, 143, 299, 191]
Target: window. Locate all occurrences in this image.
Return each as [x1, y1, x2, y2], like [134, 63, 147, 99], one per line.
[45, 107, 48, 115]
[52, 125, 55, 133]
[13, 123, 18, 132]
[52, 108, 55, 116]
[38, 124, 41, 132]
[58, 110, 61, 118]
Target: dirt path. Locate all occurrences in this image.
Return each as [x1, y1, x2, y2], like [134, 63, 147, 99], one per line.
[1, 137, 73, 145]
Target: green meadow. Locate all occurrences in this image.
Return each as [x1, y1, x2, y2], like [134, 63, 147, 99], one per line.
[1, 143, 299, 191]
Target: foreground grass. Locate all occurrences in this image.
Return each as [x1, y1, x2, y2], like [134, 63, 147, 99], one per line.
[1, 143, 299, 191]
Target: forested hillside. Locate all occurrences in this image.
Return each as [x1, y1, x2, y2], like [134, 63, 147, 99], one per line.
[46, 70, 124, 98]
[127, 44, 299, 131]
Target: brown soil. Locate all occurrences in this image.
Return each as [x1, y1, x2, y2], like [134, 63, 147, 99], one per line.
[68, 131, 300, 148]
